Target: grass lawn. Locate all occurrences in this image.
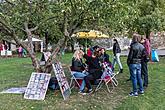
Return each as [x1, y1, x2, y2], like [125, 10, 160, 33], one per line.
[0, 54, 165, 110]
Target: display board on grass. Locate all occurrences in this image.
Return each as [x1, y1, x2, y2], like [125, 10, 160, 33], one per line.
[52, 62, 71, 100]
[24, 72, 51, 100]
[0, 87, 26, 94]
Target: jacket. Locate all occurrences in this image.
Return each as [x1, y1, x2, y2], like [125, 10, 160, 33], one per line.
[143, 39, 151, 56]
[83, 54, 103, 79]
[113, 43, 121, 55]
[127, 42, 146, 65]
[71, 58, 85, 72]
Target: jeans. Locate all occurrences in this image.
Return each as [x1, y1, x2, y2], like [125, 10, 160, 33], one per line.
[112, 53, 123, 70]
[129, 64, 143, 93]
[141, 61, 148, 87]
[72, 71, 88, 91]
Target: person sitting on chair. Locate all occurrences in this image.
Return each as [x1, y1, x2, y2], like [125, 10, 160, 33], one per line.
[81, 51, 103, 94]
[99, 48, 112, 68]
[71, 50, 88, 94]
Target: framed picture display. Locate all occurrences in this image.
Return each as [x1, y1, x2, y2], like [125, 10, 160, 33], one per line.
[52, 62, 71, 100]
[24, 72, 51, 100]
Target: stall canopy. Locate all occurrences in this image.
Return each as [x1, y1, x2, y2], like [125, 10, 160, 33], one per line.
[24, 38, 42, 42]
[24, 37, 43, 52]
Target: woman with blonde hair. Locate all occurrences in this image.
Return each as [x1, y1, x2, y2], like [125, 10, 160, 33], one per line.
[71, 50, 88, 94]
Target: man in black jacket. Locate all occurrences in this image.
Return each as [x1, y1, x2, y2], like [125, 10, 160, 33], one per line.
[127, 33, 145, 97]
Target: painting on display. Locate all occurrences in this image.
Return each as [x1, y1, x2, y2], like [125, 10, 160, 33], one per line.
[24, 72, 51, 100]
[52, 62, 71, 100]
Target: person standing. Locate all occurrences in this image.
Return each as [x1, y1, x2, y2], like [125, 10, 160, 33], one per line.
[18, 45, 23, 57]
[0, 43, 3, 57]
[140, 36, 150, 88]
[0, 43, 3, 52]
[4, 43, 8, 57]
[112, 39, 123, 73]
[127, 34, 145, 96]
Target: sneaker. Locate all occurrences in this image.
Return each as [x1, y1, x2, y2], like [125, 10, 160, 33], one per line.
[87, 89, 93, 94]
[138, 91, 144, 95]
[129, 92, 138, 97]
[78, 91, 86, 95]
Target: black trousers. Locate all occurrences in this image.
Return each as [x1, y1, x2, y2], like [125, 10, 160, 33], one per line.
[84, 74, 95, 90]
[141, 61, 148, 87]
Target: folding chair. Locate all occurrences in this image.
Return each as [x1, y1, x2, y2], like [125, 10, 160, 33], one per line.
[68, 66, 83, 90]
[95, 62, 119, 93]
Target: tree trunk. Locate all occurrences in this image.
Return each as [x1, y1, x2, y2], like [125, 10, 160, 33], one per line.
[45, 31, 48, 51]
[44, 37, 66, 73]
[30, 53, 42, 72]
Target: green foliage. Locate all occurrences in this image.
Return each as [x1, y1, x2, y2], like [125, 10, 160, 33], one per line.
[1, 0, 165, 41]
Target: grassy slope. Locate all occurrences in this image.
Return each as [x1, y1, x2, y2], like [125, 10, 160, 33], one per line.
[0, 54, 165, 110]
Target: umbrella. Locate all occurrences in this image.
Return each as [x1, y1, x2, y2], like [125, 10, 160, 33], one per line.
[76, 30, 109, 39]
[75, 30, 109, 52]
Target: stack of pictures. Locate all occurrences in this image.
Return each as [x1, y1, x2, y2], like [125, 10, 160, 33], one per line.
[24, 72, 51, 100]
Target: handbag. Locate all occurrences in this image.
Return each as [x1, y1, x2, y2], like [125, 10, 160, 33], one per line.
[151, 49, 159, 62]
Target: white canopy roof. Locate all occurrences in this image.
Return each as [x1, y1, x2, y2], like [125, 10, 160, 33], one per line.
[24, 38, 42, 42]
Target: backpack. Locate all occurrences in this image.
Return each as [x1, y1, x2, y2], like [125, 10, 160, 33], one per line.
[48, 77, 60, 90]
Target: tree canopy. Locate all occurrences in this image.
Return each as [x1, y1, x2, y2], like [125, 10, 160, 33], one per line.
[0, 0, 165, 72]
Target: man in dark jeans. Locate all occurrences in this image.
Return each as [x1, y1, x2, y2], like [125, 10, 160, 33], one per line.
[127, 33, 146, 97]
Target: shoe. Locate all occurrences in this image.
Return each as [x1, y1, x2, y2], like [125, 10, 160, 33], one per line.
[126, 78, 131, 82]
[78, 91, 86, 95]
[87, 89, 93, 94]
[144, 86, 148, 89]
[119, 69, 123, 73]
[129, 92, 138, 97]
[143, 84, 148, 88]
[138, 91, 144, 95]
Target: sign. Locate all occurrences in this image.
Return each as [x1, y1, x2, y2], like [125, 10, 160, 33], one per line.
[52, 62, 71, 100]
[40, 52, 51, 65]
[43, 52, 51, 61]
[24, 72, 51, 100]
[1, 50, 12, 56]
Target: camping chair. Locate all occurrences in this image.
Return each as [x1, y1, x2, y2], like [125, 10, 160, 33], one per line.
[68, 66, 83, 90]
[95, 62, 119, 93]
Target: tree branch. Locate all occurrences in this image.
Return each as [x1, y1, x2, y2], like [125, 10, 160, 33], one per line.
[0, 20, 12, 36]
[4, 0, 16, 6]
[29, 16, 58, 32]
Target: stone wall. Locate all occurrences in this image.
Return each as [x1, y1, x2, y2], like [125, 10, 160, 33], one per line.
[92, 37, 131, 50]
[150, 34, 165, 49]
[92, 35, 165, 50]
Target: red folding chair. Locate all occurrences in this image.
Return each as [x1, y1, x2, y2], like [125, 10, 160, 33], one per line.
[95, 62, 118, 93]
